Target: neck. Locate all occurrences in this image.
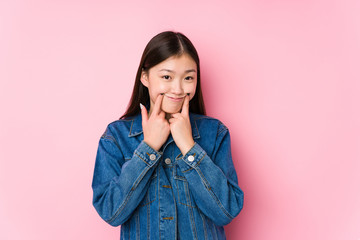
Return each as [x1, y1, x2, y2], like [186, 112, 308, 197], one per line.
[165, 113, 172, 120]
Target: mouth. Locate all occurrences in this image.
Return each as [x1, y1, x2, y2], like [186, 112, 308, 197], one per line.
[165, 94, 186, 102]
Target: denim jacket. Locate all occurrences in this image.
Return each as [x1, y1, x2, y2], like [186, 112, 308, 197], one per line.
[92, 112, 244, 240]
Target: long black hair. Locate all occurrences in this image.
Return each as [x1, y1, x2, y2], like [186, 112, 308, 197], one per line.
[120, 31, 206, 119]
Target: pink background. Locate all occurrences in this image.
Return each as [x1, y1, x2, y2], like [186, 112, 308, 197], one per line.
[1, 0, 359, 239]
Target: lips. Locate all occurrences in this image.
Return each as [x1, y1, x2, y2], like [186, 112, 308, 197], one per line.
[165, 94, 185, 102]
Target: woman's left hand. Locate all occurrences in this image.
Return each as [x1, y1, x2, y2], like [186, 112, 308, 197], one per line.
[168, 95, 195, 155]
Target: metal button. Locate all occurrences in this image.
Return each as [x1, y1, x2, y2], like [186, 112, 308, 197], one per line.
[187, 155, 195, 162]
[149, 154, 156, 161]
[165, 158, 171, 164]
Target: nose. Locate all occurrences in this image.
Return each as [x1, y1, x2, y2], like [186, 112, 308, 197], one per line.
[171, 79, 184, 95]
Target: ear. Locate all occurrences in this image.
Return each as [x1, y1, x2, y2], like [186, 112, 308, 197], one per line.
[140, 71, 149, 88]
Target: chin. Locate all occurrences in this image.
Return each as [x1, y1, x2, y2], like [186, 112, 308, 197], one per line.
[161, 105, 181, 114]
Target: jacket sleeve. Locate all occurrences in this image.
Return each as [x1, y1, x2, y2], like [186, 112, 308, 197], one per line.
[176, 123, 244, 226]
[91, 134, 161, 226]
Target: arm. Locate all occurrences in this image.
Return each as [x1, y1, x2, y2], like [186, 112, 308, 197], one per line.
[92, 94, 170, 226]
[176, 124, 244, 226]
[92, 137, 161, 226]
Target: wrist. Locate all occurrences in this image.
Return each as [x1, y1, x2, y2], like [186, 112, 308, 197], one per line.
[180, 140, 195, 156]
[143, 139, 160, 151]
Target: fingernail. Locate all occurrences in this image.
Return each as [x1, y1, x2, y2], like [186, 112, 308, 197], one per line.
[140, 103, 144, 110]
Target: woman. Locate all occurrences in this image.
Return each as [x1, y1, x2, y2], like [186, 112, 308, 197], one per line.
[92, 31, 244, 239]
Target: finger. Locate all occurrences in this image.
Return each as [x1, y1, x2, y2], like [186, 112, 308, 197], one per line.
[170, 113, 181, 119]
[140, 103, 148, 124]
[168, 117, 176, 124]
[181, 94, 190, 116]
[153, 94, 164, 115]
[158, 110, 166, 119]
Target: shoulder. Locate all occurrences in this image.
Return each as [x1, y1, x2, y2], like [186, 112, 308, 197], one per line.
[107, 116, 136, 129]
[190, 113, 229, 135]
[101, 115, 140, 140]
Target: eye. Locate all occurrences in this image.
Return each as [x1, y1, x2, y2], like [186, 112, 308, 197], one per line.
[162, 75, 171, 80]
[185, 76, 194, 81]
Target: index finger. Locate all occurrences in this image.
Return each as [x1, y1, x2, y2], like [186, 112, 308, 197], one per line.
[181, 94, 190, 116]
[140, 103, 148, 124]
[153, 93, 164, 115]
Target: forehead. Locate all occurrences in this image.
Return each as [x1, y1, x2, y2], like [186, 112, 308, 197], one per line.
[151, 54, 197, 72]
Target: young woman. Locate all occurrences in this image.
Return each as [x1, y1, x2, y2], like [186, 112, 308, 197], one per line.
[92, 31, 244, 240]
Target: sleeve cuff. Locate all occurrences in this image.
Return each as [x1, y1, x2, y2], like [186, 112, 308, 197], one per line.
[176, 142, 206, 171]
[134, 141, 162, 166]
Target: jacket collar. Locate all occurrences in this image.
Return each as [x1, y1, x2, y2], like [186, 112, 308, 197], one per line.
[128, 112, 200, 139]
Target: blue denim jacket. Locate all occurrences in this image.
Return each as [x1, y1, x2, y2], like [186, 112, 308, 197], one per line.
[92, 112, 244, 239]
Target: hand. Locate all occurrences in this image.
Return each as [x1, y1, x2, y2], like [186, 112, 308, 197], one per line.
[141, 94, 170, 151]
[168, 95, 195, 155]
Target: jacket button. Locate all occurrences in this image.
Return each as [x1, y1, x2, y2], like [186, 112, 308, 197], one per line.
[187, 155, 195, 162]
[149, 154, 156, 161]
[165, 158, 171, 164]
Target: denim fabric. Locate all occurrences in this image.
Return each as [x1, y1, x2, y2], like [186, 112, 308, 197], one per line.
[92, 112, 244, 240]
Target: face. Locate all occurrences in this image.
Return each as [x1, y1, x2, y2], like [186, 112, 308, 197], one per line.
[141, 54, 197, 115]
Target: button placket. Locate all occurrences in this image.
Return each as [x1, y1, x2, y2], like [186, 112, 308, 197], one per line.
[158, 166, 176, 239]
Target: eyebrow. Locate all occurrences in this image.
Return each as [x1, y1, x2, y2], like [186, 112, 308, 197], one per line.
[159, 69, 196, 73]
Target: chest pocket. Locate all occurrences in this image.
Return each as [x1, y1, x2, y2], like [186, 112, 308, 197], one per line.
[174, 164, 196, 208]
[139, 168, 157, 207]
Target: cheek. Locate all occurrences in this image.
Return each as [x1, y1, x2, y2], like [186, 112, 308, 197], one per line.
[158, 84, 168, 93]
[148, 82, 170, 103]
[149, 82, 168, 95]
[187, 82, 197, 98]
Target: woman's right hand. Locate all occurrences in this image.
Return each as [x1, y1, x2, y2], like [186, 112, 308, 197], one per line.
[140, 94, 170, 151]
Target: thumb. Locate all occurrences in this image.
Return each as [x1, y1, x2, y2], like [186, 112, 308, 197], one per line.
[140, 103, 148, 124]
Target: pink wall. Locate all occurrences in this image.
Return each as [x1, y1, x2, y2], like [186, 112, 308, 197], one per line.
[1, 0, 359, 239]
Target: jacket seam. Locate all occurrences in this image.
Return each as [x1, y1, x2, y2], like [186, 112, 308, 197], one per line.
[100, 135, 125, 160]
[186, 181, 198, 240]
[196, 168, 234, 221]
[216, 126, 228, 137]
[139, 198, 156, 207]
[178, 201, 197, 208]
[136, 209, 140, 240]
[134, 152, 150, 166]
[105, 166, 150, 224]
[199, 211, 208, 240]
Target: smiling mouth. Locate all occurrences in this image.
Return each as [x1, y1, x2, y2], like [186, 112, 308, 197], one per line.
[165, 94, 186, 102]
